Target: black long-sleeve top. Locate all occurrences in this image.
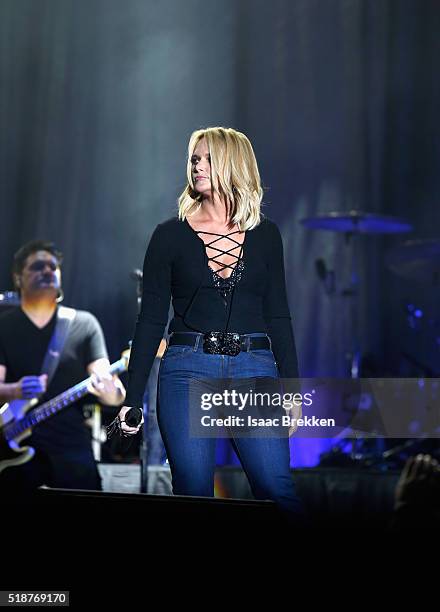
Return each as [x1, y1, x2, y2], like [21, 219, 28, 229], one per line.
[125, 214, 299, 407]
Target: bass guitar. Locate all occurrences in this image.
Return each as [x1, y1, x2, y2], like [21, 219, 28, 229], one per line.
[0, 349, 129, 474]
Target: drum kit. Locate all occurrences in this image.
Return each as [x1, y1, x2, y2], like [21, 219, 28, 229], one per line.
[300, 210, 440, 468]
[301, 210, 440, 287]
[300, 209, 439, 376]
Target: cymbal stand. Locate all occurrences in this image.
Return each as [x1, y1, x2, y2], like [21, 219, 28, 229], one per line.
[341, 231, 361, 380]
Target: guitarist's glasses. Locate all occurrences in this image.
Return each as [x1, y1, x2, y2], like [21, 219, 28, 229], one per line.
[27, 261, 59, 272]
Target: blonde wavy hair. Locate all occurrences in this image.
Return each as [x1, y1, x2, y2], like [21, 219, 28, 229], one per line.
[177, 127, 264, 231]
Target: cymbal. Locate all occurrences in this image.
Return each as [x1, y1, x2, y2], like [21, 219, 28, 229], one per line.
[386, 239, 440, 283]
[300, 210, 413, 234]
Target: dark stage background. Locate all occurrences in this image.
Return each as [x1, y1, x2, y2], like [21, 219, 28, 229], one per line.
[0, 0, 439, 466]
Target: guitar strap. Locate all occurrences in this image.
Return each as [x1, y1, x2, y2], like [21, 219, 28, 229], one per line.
[40, 306, 76, 386]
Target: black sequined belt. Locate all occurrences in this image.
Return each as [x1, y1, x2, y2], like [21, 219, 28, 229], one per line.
[168, 332, 272, 356]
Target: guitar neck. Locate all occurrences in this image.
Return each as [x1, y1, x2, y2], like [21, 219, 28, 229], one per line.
[4, 359, 126, 442]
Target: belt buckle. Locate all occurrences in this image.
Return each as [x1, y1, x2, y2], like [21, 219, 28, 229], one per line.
[203, 331, 241, 356]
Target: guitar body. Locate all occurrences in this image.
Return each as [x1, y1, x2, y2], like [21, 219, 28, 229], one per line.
[0, 399, 37, 474]
[0, 428, 34, 474]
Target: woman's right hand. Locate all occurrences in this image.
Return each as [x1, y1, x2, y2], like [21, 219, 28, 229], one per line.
[117, 406, 144, 436]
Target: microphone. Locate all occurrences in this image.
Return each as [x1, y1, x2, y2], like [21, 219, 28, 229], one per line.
[130, 268, 143, 300]
[125, 406, 143, 427]
[130, 269, 143, 280]
[106, 406, 143, 439]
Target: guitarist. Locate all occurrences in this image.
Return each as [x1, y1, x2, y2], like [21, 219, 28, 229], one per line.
[0, 240, 126, 494]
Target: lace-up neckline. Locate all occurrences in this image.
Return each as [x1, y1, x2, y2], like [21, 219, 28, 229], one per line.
[185, 219, 246, 299]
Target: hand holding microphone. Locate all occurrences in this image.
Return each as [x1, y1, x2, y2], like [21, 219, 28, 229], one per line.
[107, 405, 144, 439]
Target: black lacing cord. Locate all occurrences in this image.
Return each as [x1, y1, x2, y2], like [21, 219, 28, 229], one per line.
[106, 416, 137, 452]
[196, 229, 244, 334]
[183, 230, 244, 334]
[223, 244, 243, 335]
[201, 230, 243, 276]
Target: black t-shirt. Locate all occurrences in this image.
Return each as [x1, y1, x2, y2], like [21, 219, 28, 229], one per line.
[126, 214, 299, 407]
[0, 307, 108, 453]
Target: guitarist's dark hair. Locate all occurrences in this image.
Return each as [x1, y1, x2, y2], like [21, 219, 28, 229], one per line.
[12, 240, 63, 290]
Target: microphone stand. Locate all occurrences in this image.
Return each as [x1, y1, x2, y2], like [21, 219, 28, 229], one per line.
[130, 269, 149, 493]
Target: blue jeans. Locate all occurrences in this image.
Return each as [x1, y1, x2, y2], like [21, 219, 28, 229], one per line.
[157, 332, 303, 516]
